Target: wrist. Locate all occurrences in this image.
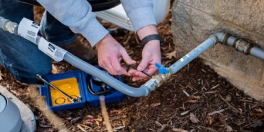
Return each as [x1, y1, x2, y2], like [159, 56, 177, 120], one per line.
[137, 25, 158, 40]
[95, 34, 111, 50]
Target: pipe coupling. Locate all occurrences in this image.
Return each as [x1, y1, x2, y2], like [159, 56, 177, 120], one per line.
[209, 35, 219, 45]
[5, 21, 18, 34]
[143, 78, 159, 92]
[235, 39, 252, 55]
[0, 17, 17, 34]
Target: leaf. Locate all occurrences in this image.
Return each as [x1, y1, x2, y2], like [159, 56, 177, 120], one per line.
[165, 51, 177, 59]
[190, 113, 199, 123]
[150, 102, 161, 107]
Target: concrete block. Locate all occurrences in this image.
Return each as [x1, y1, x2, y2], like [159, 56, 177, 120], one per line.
[220, 0, 264, 36]
[172, 1, 264, 101]
[177, 0, 219, 15]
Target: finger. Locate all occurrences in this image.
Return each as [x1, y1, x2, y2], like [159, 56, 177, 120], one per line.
[132, 76, 147, 81]
[145, 66, 158, 76]
[135, 71, 147, 78]
[127, 69, 137, 76]
[137, 54, 151, 71]
[110, 56, 127, 74]
[120, 49, 136, 65]
[103, 59, 117, 75]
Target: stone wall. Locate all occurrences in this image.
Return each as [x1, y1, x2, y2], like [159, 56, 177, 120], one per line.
[171, 0, 264, 101]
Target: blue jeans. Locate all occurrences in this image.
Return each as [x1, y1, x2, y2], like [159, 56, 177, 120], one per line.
[0, 0, 76, 84]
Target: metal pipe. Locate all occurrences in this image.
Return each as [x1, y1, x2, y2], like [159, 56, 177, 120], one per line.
[216, 32, 264, 61]
[64, 53, 150, 97]
[169, 36, 218, 74]
[0, 16, 152, 97]
[250, 47, 264, 61]
[1, 16, 264, 97]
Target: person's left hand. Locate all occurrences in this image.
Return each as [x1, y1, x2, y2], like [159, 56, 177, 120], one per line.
[128, 40, 161, 81]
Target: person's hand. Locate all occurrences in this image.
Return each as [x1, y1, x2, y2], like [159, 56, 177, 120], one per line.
[128, 41, 161, 81]
[96, 34, 136, 75]
[127, 25, 161, 81]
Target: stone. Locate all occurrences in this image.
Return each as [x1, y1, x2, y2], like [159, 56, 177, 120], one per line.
[177, 0, 220, 15]
[220, 0, 264, 36]
[172, 1, 264, 101]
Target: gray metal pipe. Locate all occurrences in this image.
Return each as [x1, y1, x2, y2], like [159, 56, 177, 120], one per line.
[1, 16, 264, 97]
[250, 47, 264, 61]
[169, 36, 217, 74]
[64, 53, 150, 97]
[0, 17, 152, 97]
[215, 32, 264, 61]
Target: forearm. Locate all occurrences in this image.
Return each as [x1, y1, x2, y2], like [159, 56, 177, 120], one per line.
[37, 0, 109, 46]
[121, 0, 157, 33]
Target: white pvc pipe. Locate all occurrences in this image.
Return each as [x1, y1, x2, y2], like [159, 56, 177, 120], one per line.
[95, 0, 170, 31]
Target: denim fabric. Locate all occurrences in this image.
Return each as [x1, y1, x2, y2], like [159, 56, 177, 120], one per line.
[40, 11, 76, 46]
[0, 0, 76, 84]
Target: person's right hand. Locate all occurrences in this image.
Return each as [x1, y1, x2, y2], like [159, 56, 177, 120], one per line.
[95, 34, 136, 75]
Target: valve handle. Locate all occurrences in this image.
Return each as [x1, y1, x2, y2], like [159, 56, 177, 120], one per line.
[155, 63, 169, 74]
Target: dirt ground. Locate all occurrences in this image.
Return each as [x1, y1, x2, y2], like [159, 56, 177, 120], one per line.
[1, 1, 264, 132]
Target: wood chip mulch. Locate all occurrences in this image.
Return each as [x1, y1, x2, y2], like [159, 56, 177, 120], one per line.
[0, 2, 264, 132]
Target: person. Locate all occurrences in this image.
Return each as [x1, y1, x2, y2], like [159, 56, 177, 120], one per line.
[0, 0, 161, 84]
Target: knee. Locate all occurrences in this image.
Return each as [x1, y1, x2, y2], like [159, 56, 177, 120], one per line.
[10, 60, 52, 84]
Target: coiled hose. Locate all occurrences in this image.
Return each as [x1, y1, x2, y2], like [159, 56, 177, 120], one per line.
[10, 0, 121, 11]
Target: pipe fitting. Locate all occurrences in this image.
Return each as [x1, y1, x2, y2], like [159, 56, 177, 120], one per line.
[214, 32, 254, 55]
[143, 79, 159, 92]
[0, 17, 17, 34]
[213, 32, 228, 43]
[152, 70, 172, 87]
[0, 17, 8, 30]
[142, 69, 172, 92]
[5, 21, 18, 34]
[209, 35, 219, 45]
[234, 39, 252, 55]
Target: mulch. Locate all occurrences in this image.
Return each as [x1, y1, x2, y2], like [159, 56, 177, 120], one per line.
[0, 1, 264, 132]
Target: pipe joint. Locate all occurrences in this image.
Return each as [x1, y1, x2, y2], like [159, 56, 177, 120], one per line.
[209, 35, 219, 45]
[5, 21, 18, 34]
[235, 39, 252, 55]
[212, 32, 229, 44]
[142, 70, 172, 92]
[143, 79, 159, 92]
[0, 17, 17, 34]
[153, 70, 172, 87]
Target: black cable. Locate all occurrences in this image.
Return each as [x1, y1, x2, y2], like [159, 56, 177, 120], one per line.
[86, 75, 116, 96]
